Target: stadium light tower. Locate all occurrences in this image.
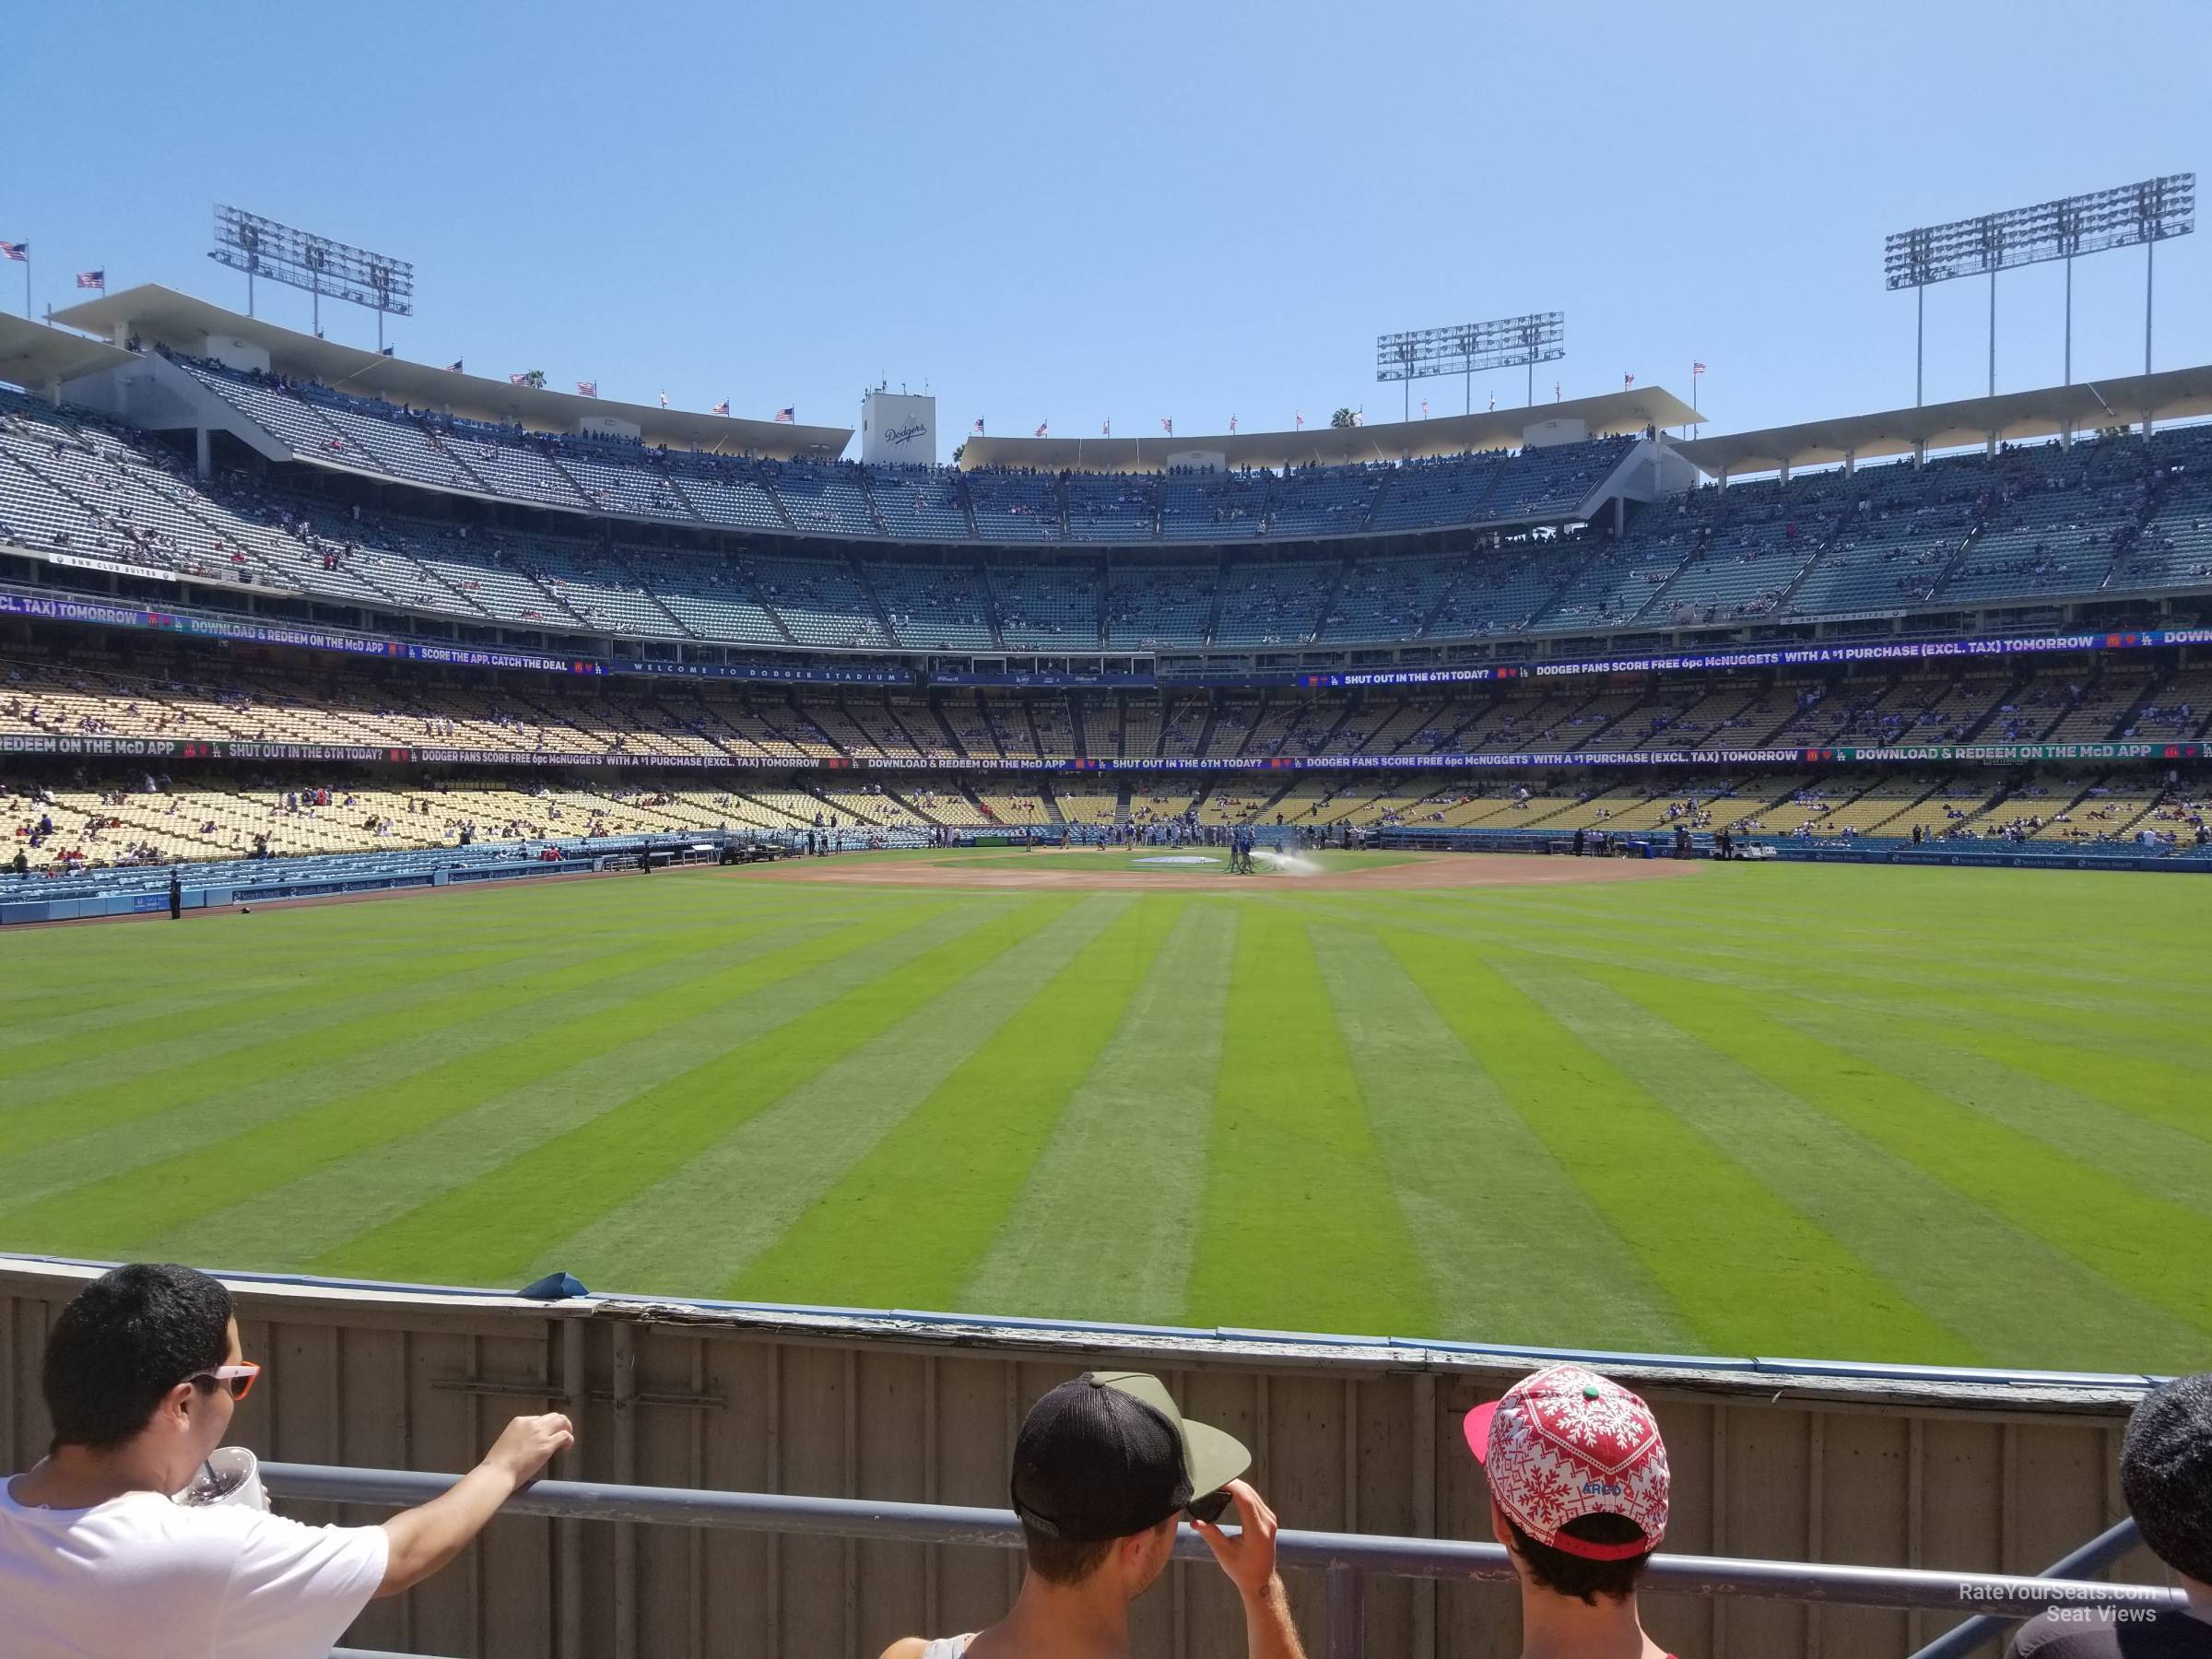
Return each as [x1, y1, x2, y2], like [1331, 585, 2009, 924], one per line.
[1885, 173, 2194, 407]
[209, 206, 416, 351]
[1376, 312, 1565, 419]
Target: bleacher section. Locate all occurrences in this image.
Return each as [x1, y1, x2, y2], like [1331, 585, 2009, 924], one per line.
[10, 380, 2212, 659]
[13, 694, 2212, 875]
[14, 638, 2212, 776]
[1367, 453, 1500, 531]
[771, 465, 877, 535]
[1159, 470, 1267, 541]
[1267, 465, 1386, 535]
[1211, 560, 1337, 647]
[865, 559, 996, 650]
[1480, 435, 1632, 520]
[993, 561, 1101, 647]
[964, 471, 1061, 542]
[862, 466, 966, 539]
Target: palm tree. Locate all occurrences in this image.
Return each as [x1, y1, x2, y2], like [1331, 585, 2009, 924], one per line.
[1330, 406, 1359, 429]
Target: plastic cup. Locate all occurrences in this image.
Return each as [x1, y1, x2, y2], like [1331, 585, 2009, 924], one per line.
[173, 1445, 266, 1511]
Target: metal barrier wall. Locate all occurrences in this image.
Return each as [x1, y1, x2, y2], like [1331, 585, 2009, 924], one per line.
[0, 1259, 2174, 1659]
[268, 1465, 2176, 1659]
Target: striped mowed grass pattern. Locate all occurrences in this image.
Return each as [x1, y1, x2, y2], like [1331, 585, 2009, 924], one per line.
[3, 857, 2206, 1373]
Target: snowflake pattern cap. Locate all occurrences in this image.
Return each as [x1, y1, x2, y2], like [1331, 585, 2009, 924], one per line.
[1462, 1365, 1669, 1559]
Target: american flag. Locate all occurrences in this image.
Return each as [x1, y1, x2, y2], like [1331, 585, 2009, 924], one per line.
[1420, 400, 1429, 419]
[1623, 373, 1635, 389]
[1295, 412, 1304, 429]
[972, 418, 984, 434]
[1694, 361, 1707, 375]
[444, 359, 464, 373]
[773, 406, 794, 423]
[712, 400, 730, 416]
[1160, 418, 1172, 435]
[0, 241, 26, 263]
[1035, 421, 1047, 438]
[1230, 415, 1238, 432]
[658, 391, 669, 408]
[577, 381, 598, 398]
[1102, 419, 1111, 437]
[76, 269, 104, 289]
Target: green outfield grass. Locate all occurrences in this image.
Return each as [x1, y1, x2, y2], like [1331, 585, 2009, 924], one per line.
[4, 856, 2206, 1372]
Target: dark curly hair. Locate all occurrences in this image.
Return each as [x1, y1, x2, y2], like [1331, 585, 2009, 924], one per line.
[42, 1265, 233, 1451]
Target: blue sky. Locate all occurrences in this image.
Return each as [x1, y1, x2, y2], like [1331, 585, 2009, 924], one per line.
[6, 3, 2206, 456]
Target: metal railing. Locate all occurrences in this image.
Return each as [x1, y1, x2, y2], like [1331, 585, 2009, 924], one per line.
[269, 1462, 2181, 1659]
[1904, 1515, 2161, 1659]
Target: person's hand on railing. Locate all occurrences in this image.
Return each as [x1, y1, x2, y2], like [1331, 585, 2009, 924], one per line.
[482, 1411, 574, 1489]
[1191, 1479, 1306, 1659]
[378, 1413, 575, 1598]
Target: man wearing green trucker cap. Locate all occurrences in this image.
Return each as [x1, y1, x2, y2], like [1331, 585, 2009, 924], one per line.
[881, 1370, 1307, 1659]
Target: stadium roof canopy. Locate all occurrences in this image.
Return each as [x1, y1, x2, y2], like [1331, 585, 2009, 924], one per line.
[958, 386, 1702, 473]
[44, 285, 853, 461]
[0, 311, 138, 387]
[1677, 365, 2212, 477]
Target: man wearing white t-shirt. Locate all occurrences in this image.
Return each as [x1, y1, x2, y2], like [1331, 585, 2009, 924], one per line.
[1, 1263, 575, 1658]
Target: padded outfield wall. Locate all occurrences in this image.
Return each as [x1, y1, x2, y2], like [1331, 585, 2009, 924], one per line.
[0, 1257, 2165, 1659]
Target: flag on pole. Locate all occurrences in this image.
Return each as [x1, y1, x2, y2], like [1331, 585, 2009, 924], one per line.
[1488, 393, 1496, 412]
[1693, 362, 1707, 375]
[1555, 382, 1561, 401]
[444, 359, 464, 373]
[773, 406, 794, 423]
[711, 400, 730, 416]
[1295, 411, 1304, 429]
[1229, 415, 1238, 432]
[972, 418, 984, 434]
[576, 381, 598, 398]
[0, 241, 26, 263]
[658, 391, 669, 408]
[508, 372, 531, 385]
[1623, 372, 1635, 390]
[76, 269, 104, 290]
[1035, 421, 1047, 437]
[1160, 418, 1172, 435]
[1101, 418, 1111, 437]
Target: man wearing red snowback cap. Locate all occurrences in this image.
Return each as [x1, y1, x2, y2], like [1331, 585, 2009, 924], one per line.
[1465, 1365, 1678, 1659]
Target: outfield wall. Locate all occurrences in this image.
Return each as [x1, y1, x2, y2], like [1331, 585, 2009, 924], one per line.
[0, 1258, 2164, 1659]
[1372, 826, 2212, 874]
